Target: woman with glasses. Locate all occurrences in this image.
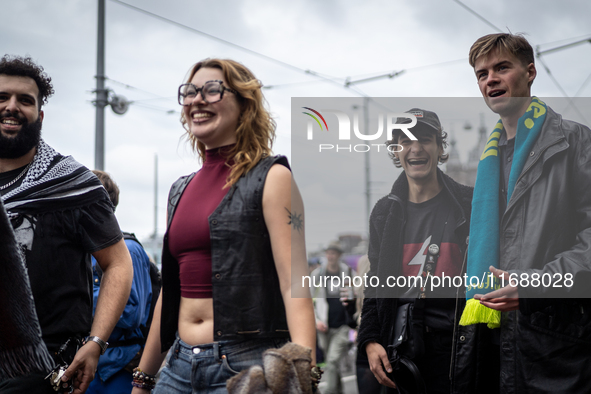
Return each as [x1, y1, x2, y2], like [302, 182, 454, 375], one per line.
[130, 59, 316, 394]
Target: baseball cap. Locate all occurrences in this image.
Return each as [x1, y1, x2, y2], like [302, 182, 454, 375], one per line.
[396, 108, 442, 133]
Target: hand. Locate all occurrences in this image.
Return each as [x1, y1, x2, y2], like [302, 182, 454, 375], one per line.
[62, 341, 101, 394]
[365, 342, 396, 388]
[339, 286, 354, 304]
[316, 321, 328, 333]
[474, 266, 519, 312]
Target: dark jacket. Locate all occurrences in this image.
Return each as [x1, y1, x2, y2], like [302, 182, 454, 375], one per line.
[357, 169, 498, 393]
[494, 106, 591, 393]
[357, 169, 472, 346]
[160, 156, 291, 352]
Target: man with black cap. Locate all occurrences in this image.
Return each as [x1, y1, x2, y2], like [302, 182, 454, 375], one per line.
[311, 241, 356, 394]
[357, 109, 474, 393]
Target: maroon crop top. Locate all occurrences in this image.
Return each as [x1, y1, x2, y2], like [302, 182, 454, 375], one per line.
[168, 146, 233, 298]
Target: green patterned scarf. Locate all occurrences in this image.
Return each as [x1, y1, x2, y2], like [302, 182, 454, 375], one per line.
[460, 97, 547, 328]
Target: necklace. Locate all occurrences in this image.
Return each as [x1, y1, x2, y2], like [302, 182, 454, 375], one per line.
[0, 162, 32, 191]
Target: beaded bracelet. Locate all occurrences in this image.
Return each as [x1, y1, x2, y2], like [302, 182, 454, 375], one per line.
[132, 367, 156, 390]
[310, 365, 324, 393]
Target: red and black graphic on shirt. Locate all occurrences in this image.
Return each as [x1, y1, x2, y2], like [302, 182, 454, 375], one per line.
[401, 190, 462, 279]
[401, 236, 462, 278]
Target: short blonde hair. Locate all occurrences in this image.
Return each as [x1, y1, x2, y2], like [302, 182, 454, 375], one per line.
[469, 33, 534, 68]
[181, 59, 276, 187]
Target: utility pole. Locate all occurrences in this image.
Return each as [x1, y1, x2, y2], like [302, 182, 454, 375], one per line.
[363, 97, 370, 233]
[346, 72, 404, 235]
[352, 99, 372, 234]
[153, 154, 158, 238]
[94, 0, 108, 170]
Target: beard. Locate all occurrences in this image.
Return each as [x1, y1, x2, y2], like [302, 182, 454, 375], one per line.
[0, 112, 42, 159]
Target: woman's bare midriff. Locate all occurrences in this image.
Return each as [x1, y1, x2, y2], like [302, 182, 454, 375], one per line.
[178, 296, 215, 345]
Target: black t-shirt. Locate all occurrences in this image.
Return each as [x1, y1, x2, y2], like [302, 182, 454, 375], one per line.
[0, 164, 28, 194]
[327, 298, 347, 328]
[402, 190, 462, 331]
[325, 267, 348, 328]
[2, 169, 122, 349]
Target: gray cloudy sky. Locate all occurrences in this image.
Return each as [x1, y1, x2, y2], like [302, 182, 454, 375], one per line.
[2, 0, 591, 253]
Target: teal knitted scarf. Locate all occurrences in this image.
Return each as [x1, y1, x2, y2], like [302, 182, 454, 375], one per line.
[460, 97, 547, 328]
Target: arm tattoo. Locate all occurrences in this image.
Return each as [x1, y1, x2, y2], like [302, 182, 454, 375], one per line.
[285, 207, 303, 233]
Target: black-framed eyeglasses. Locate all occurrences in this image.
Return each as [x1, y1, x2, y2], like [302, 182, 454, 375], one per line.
[177, 80, 237, 106]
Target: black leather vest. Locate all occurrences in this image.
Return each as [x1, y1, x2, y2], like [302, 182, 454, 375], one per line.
[160, 155, 290, 351]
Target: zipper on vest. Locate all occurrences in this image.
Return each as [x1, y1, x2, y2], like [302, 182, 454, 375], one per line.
[236, 330, 261, 334]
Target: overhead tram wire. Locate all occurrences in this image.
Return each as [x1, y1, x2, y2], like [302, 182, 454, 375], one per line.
[101, 77, 178, 112]
[264, 58, 466, 90]
[451, 0, 503, 33]
[262, 79, 344, 90]
[108, 0, 590, 110]
[535, 39, 591, 125]
[536, 55, 579, 99]
[108, 0, 464, 104]
[126, 96, 178, 103]
[536, 55, 589, 125]
[107, 0, 345, 90]
[345, 71, 405, 88]
[106, 77, 167, 98]
[558, 70, 591, 118]
[100, 4, 397, 120]
[537, 34, 591, 49]
[451, 0, 590, 125]
[109, 0, 591, 129]
[133, 102, 180, 115]
[573, 71, 591, 97]
[86, 96, 178, 114]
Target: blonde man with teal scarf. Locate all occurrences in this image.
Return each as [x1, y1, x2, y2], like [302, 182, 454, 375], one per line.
[458, 33, 591, 393]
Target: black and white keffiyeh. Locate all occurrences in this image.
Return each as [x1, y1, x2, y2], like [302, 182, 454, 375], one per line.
[0, 198, 54, 379]
[1, 140, 104, 216]
[1, 140, 105, 379]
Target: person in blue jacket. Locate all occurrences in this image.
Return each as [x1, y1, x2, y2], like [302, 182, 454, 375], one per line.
[87, 170, 153, 394]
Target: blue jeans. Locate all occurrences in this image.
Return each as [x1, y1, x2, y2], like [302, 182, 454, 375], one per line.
[153, 336, 287, 394]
